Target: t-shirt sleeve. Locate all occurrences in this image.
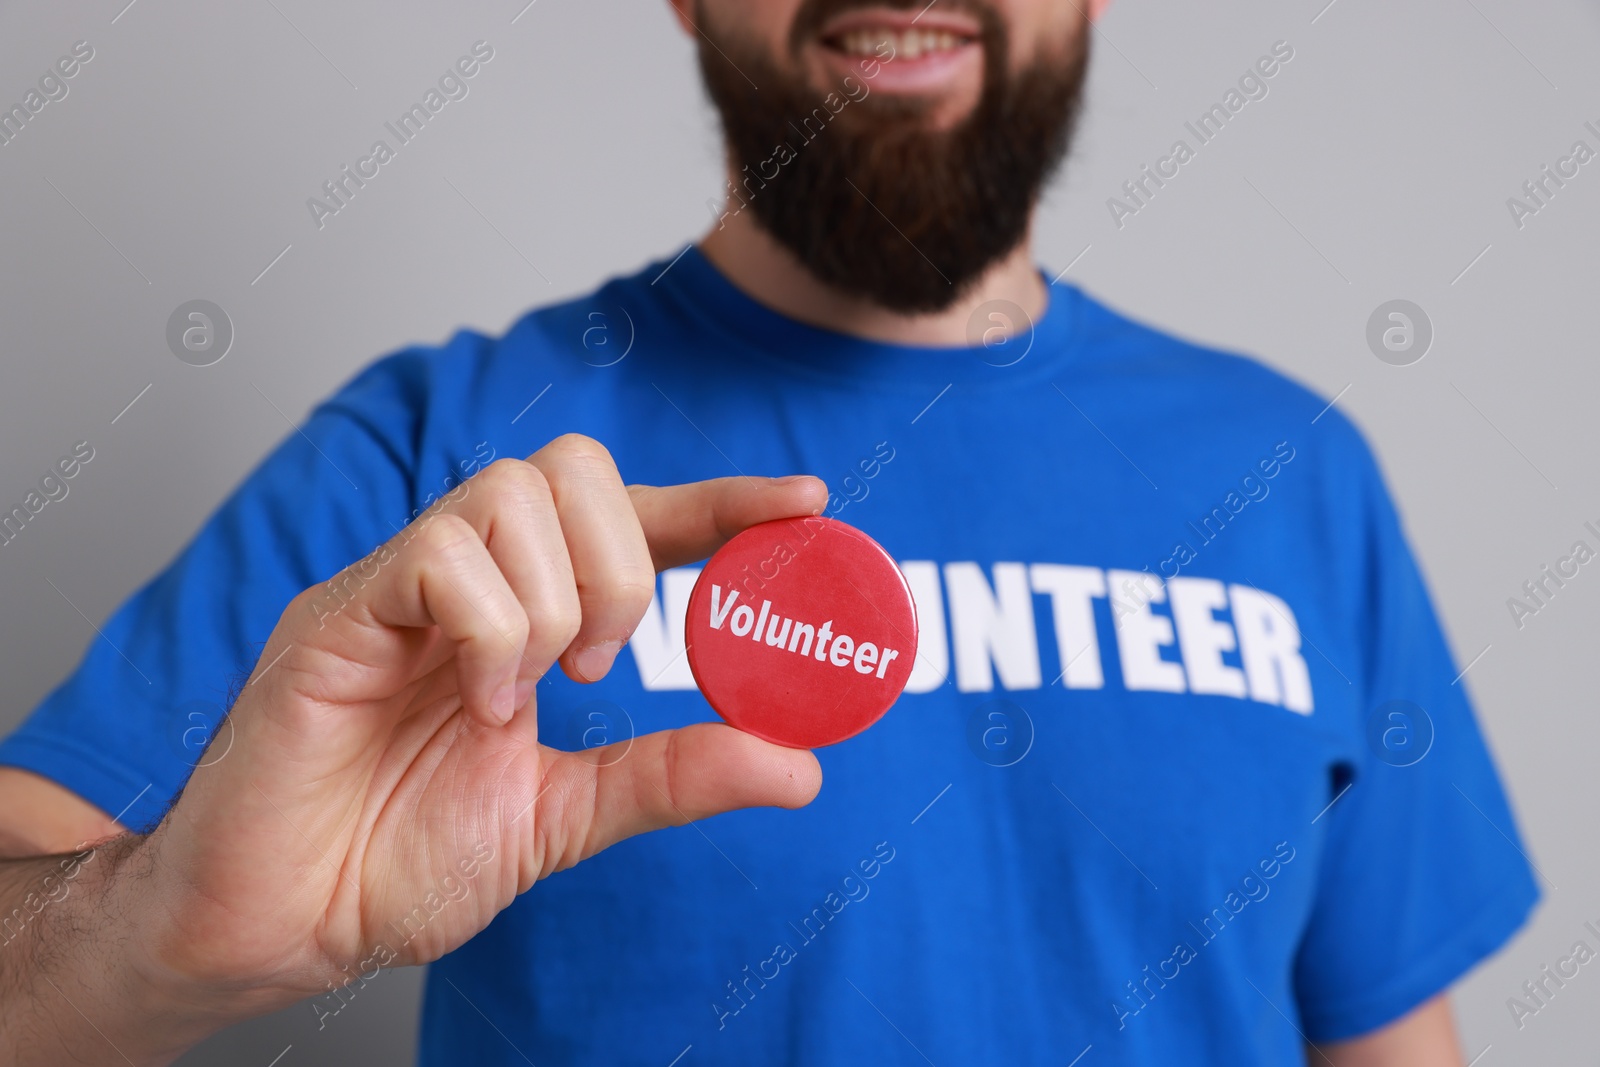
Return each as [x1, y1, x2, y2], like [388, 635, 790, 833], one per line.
[1291, 432, 1540, 1041]
[0, 357, 426, 832]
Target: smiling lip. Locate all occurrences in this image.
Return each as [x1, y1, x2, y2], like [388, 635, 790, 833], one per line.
[813, 8, 983, 94]
[818, 7, 982, 40]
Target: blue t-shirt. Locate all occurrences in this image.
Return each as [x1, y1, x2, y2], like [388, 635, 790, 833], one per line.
[2, 247, 1537, 1063]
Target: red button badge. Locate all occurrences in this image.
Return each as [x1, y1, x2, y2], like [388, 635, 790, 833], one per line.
[687, 516, 918, 749]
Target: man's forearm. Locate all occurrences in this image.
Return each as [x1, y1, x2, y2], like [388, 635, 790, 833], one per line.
[0, 836, 214, 1066]
[1311, 995, 1464, 1066]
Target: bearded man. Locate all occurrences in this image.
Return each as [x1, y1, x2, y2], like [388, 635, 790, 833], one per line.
[0, 2, 1534, 1065]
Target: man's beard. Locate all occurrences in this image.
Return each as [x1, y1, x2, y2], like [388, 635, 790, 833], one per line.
[696, 0, 1088, 315]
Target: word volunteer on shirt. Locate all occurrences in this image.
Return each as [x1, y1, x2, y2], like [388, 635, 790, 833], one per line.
[634, 564, 1314, 714]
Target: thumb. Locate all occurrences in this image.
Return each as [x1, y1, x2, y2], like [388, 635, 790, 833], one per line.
[628, 476, 829, 572]
[534, 723, 822, 874]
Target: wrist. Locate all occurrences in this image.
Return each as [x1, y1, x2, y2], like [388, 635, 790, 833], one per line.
[102, 833, 252, 1058]
[124, 816, 332, 1035]
[3, 834, 244, 1066]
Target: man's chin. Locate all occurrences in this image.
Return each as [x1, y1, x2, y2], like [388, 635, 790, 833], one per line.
[698, 5, 1086, 319]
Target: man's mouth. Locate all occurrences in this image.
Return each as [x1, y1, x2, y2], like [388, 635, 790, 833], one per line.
[812, 8, 984, 98]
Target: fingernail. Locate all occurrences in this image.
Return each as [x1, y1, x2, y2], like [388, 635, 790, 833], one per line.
[772, 475, 809, 485]
[572, 640, 624, 682]
[514, 677, 539, 709]
[490, 683, 516, 724]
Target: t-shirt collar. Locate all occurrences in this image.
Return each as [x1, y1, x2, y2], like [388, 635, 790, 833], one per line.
[652, 244, 1084, 389]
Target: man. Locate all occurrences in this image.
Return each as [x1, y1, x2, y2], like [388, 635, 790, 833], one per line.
[0, 1, 1536, 1063]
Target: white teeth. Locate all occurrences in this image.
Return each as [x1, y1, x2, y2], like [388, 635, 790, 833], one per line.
[834, 27, 968, 58]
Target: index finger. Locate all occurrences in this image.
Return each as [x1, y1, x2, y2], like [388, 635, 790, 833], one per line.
[628, 476, 829, 572]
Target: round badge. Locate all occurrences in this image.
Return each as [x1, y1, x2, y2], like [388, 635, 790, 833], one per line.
[686, 516, 917, 748]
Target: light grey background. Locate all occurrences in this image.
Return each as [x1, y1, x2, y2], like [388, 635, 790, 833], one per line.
[2, 0, 1596, 1062]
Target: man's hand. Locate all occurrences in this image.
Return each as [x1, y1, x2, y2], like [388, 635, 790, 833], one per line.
[3, 435, 828, 1065]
